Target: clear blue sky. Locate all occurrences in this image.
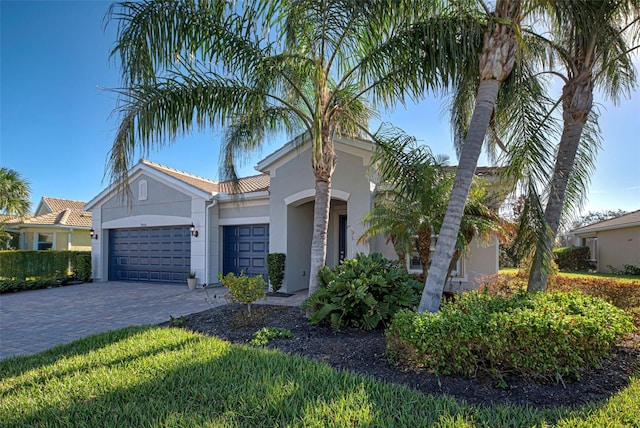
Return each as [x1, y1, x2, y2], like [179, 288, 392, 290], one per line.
[2, 1, 639, 216]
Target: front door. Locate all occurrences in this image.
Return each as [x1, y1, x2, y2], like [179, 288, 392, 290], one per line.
[338, 214, 347, 263]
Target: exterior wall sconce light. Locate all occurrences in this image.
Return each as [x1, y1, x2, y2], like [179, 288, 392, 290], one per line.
[89, 228, 99, 240]
[190, 223, 199, 237]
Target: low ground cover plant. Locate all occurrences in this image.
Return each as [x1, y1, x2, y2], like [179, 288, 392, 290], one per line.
[303, 253, 423, 330]
[250, 327, 293, 346]
[386, 290, 635, 381]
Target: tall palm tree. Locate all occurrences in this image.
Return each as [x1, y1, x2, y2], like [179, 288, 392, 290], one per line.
[419, 0, 524, 313]
[0, 167, 31, 217]
[527, 0, 640, 292]
[106, 0, 471, 297]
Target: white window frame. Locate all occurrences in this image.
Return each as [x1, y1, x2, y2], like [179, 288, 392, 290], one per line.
[406, 235, 464, 278]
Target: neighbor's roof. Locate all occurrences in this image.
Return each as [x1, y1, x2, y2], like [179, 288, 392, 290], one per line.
[40, 197, 87, 213]
[572, 209, 640, 234]
[141, 159, 269, 195]
[13, 209, 92, 228]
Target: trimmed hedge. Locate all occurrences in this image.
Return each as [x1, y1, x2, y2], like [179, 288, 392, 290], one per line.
[0, 250, 91, 293]
[386, 290, 635, 381]
[267, 253, 286, 292]
[554, 246, 591, 271]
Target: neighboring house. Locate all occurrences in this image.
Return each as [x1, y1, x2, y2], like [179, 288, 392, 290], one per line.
[86, 136, 501, 293]
[7, 197, 92, 251]
[568, 209, 640, 273]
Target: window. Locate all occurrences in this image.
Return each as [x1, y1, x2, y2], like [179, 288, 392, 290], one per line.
[37, 233, 53, 250]
[407, 235, 463, 278]
[138, 180, 148, 201]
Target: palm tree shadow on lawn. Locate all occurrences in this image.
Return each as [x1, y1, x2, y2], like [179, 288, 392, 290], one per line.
[170, 304, 640, 409]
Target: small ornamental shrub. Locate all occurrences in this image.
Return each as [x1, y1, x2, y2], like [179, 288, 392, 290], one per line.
[386, 290, 635, 381]
[554, 246, 591, 271]
[267, 253, 286, 292]
[250, 327, 293, 346]
[219, 272, 267, 316]
[302, 253, 423, 331]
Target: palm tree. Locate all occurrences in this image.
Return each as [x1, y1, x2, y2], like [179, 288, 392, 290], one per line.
[419, 0, 524, 313]
[359, 126, 451, 279]
[527, 0, 640, 292]
[0, 167, 31, 217]
[106, 0, 472, 297]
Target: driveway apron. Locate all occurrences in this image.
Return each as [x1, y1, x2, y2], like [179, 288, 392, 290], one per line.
[0, 281, 228, 360]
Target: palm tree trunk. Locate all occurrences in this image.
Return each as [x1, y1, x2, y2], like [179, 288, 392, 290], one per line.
[308, 176, 331, 297]
[528, 77, 593, 292]
[418, 79, 501, 313]
[417, 229, 432, 280]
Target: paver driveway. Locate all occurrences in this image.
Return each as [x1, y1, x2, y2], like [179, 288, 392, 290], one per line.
[0, 281, 229, 360]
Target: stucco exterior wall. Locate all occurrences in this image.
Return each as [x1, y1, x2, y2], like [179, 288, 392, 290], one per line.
[445, 235, 499, 292]
[596, 226, 640, 272]
[101, 174, 191, 222]
[218, 201, 270, 220]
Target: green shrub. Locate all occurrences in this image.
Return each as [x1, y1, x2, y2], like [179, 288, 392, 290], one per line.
[302, 253, 423, 331]
[267, 253, 286, 292]
[386, 290, 636, 381]
[554, 246, 591, 271]
[250, 327, 293, 346]
[219, 272, 267, 316]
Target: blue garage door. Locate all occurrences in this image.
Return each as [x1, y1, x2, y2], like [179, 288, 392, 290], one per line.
[223, 224, 269, 278]
[109, 226, 190, 283]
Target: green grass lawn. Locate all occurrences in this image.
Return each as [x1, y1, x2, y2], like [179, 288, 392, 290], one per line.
[1, 326, 638, 427]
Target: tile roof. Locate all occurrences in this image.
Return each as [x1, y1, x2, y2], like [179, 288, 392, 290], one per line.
[572, 209, 640, 234]
[41, 197, 87, 213]
[18, 209, 92, 228]
[140, 159, 269, 195]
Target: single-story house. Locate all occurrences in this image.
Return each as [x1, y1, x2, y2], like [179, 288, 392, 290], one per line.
[568, 209, 640, 273]
[85, 135, 501, 293]
[6, 197, 92, 251]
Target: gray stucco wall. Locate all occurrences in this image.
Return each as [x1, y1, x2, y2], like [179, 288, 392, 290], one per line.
[218, 201, 270, 219]
[101, 174, 191, 222]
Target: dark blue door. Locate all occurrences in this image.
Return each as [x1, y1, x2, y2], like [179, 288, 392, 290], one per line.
[109, 226, 190, 283]
[223, 224, 269, 278]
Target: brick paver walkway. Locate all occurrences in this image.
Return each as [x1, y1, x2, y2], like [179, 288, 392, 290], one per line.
[0, 282, 305, 360]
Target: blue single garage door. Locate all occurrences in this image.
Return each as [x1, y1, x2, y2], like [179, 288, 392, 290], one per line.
[223, 224, 269, 278]
[109, 226, 191, 283]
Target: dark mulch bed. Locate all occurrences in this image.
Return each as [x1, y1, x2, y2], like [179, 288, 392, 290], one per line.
[176, 303, 639, 409]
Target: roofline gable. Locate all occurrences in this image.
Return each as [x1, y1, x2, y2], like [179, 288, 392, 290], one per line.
[85, 162, 214, 210]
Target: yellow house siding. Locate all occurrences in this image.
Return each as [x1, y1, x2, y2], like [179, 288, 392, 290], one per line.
[70, 230, 91, 250]
[597, 226, 640, 273]
[19, 227, 91, 251]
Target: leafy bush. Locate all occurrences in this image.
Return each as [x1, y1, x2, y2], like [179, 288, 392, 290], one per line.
[553, 246, 591, 271]
[250, 327, 293, 346]
[302, 253, 423, 331]
[267, 253, 286, 292]
[481, 272, 640, 320]
[386, 290, 635, 381]
[219, 272, 267, 316]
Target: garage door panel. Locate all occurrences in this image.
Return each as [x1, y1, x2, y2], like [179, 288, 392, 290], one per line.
[109, 226, 190, 283]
